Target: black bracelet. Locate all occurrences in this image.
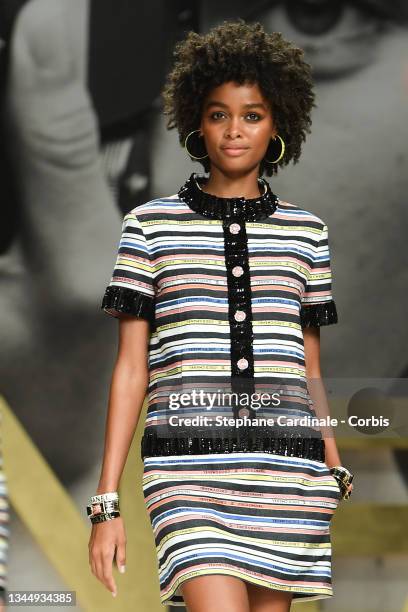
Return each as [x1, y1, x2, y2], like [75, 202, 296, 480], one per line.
[89, 511, 121, 525]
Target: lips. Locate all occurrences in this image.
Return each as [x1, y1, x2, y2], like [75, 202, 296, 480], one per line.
[221, 145, 249, 150]
[220, 146, 250, 156]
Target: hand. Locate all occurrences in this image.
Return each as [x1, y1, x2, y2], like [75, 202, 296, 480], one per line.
[88, 516, 126, 597]
[344, 481, 354, 498]
[328, 465, 354, 499]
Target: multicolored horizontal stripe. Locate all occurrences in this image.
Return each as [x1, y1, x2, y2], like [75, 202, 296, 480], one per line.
[102, 195, 337, 432]
[142, 452, 341, 605]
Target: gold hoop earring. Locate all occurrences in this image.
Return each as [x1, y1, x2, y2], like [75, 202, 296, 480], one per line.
[184, 129, 209, 160]
[264, 134, 285, 164]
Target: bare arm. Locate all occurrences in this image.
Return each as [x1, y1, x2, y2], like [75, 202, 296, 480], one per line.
[96, 315, 151, 494]
[303, 326, 341, 468]
[89, 315, 151, 598]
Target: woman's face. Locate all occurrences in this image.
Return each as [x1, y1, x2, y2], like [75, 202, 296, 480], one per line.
[199, 81, 276, 177]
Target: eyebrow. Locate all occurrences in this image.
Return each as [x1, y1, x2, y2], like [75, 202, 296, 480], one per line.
[205, 101, 268, 110]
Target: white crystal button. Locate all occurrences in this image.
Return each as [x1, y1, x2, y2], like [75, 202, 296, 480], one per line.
[238, 408, 250, 418]
[232, 265, 244, 277]
[229, 223, 241, 234]
[234, 310, 246, 322]
[237, 357, 249, 370]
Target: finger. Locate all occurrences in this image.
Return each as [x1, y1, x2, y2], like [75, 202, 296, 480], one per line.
[88, 547, 94, 572]
[102, 549, 117, 595]
[116, 542, 126, 573]
[90, 547, 98, 577]
[94, 554, 104, 585]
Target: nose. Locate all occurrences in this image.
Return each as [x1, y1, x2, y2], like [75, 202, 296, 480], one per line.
[224, 116, 242, 139]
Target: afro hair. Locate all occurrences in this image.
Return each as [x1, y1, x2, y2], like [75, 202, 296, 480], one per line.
[162, 19, 317, 176]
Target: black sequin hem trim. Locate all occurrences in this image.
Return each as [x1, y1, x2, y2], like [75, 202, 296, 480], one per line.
[300, 300, 338, 327]
[141, 431, 326, 463]
[101, 285, 154, 322]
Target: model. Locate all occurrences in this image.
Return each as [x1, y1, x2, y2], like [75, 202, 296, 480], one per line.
[88, 20, 354, 612]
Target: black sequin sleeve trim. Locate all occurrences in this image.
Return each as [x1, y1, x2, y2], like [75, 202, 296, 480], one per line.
[101, 285, 155, 323]
[300, 299, 338, 327]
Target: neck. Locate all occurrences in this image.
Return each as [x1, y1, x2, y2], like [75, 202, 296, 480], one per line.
[202, 166, 262, 199]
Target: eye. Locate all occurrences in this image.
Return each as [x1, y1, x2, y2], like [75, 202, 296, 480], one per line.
[210, 111, 226, 120]
[245, 112, 262, 121]
[250, 0, 393, 80]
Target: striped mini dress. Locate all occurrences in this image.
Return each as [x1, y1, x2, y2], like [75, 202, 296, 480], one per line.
[142, 452, 341, 606]
[101, 172, 341, 606]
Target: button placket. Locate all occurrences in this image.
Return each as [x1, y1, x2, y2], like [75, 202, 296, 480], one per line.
[222, 213, 256, 423]
[177, 173, 280, 432]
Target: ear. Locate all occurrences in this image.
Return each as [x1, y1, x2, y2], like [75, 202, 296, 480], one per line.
[271, 120, 277, 138]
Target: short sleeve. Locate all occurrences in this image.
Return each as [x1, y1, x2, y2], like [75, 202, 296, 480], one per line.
[300, 223, 338, 327]
[101, 211, 155, 322]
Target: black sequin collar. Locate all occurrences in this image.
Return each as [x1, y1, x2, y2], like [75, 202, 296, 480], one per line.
[178, 173, 279, 222]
